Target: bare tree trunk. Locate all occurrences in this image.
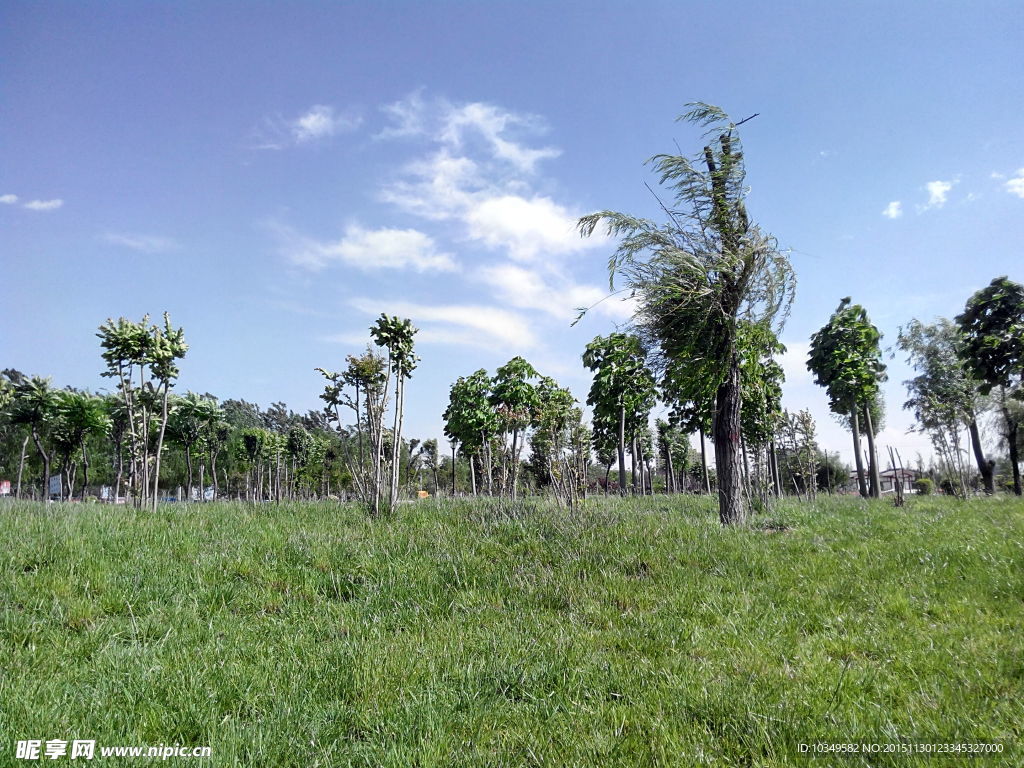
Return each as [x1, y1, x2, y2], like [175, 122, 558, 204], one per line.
[1004, 403, 1022, 496]
[80, 439, 90, 501]
[469, 453, 476, 496]
[510, 428, 520, 501]
[630, 438, 637, 494]
[185, 445, 193, 501]
[31, 427, 51, 503]
[862, 405, 881, 498]
[16, 434, 29, 499]
[617, 407, 627, 496]
[714, 355, 745, 525]
[966, 416, 994, 494]
[851, 409, 868, 497]
[452, 443, 457, 495]
[699, 427, 710, 494]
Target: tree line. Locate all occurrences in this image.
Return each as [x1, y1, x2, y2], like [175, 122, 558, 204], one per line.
[2, 106, 1021, 522]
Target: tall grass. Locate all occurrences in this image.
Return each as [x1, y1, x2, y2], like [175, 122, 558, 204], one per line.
[1, 495, 1021, 766]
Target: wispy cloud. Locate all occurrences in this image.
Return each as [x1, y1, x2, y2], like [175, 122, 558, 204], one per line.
[103, 232, 177, 253]
[252, 104, 361, 149]
[882, 200, 902, 219]
[23, 198, 63, 211]
[0, 193, 18, 205]
[1005, 168, 1024, 199]
[275, 222, 456, 273]
[375, 89, 428, 140]
[477, 263, 633, 323]
[349, 297, 537, 351]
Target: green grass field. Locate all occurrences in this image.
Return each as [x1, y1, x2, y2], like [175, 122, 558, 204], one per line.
[1, 495, 1021, 766]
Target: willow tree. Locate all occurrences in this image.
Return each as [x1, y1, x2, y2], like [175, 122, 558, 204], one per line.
[579, 104, 794, 524]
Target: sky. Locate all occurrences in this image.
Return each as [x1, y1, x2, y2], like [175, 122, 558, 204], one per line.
[3, 1, 1023, 467]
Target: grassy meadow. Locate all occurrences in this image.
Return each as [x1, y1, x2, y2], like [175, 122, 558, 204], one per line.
[1, 494, 1022, 766]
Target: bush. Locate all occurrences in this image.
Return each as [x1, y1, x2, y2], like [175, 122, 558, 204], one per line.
[913, 478, 933, 495]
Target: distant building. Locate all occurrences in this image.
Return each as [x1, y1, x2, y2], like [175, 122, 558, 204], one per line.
[847, 467, 921, 493]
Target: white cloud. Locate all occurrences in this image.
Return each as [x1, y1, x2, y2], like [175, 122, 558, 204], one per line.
[477, 262, 634, 324]
[23, 198, 63, 211]
[378, 92, 560, 174]
[103, 232, 177, 253]
[882, 201, 902, 219]
[380, 150, 481, 220]
[465, 194, 595, 262]
[276, 222, 456, 273]
[291, 104, 359, 143]
[349, 297, 536, 350]
[0, 194, 17, 204]
[252, 104, 361, 149]
[1005, 169, 1024, 199]
[440, 101, 560, 173]
[917, 179, 955, 212]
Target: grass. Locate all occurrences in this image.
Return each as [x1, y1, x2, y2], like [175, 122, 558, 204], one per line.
[1, 494, 1022, 766]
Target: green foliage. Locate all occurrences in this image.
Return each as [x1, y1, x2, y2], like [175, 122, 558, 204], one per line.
[914, 477, 934, 495]
[579, 104, 795, 524]
[583, 333, 655, 440]
[808, 298, 887, 415]
[738, 322, 785, 447]
[956, 276, 1024, 395]
[443, 369, 498, 456]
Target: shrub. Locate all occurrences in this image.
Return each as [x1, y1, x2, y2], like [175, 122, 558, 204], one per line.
[913, 478, 933, 495]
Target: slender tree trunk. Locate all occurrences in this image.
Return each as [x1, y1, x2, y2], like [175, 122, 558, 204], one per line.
[1004, 405, 1022, 496]
[80, 439, 90, 501]
[630, 438, 637, 494]
[31, 427, 51, 503]
[862, 405, 881, 498]
[510, 428, 520, 501]
[851, 409, 868, 497]
[666, 448, 674, 494]
[452, 443, 457, 495]
[16, 434, 29, 499]
[768, 440, 781, 496]
[185, 445, 193, 501]
[967, 417, 995, 494]
[699, 426, 710, 494]
[469, 453, 476, 496]
[714, 355, 745, 525]
[616, 407, 627, 495]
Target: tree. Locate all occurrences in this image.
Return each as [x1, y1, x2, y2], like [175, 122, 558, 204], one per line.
[52, 390, 110, 500]
[898, 318, 994, 494]
[167, 392, 220, 500]
[579, 104, 794, 524]
[489, 357, 540, 500]
[807, 298, 886, 498]
[10, 376, 59, 500]
[956, 276, 1024, 495]
[531, 376, 588, 508]
[582, 333, 655, 496]
[97, 313, 187, 510]
[443, 370, 498, 496]
[317, 314, 418, 514]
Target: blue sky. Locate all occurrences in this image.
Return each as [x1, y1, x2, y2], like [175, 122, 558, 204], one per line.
[3, 1, 1023, 465]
